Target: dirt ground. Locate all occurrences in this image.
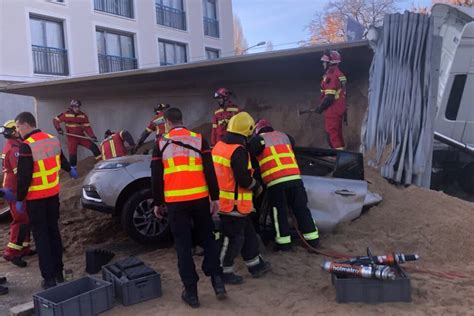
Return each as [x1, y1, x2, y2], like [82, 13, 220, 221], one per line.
[0, 156, 473, 316]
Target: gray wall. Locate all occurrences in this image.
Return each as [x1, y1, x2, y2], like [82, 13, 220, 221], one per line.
[0, 92, 35, 150]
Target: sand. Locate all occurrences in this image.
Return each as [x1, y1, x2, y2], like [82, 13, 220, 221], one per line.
[0, 157, 473, 315]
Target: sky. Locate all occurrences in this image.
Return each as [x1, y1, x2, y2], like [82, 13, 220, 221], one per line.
[232, 0, 433, 53]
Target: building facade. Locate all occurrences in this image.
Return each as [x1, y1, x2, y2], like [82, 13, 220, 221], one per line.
[0, 0, 234, 85]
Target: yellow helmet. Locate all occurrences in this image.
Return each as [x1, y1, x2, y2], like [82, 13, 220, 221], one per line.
[3, 120, 15, 129]
[226, 112, 255, 137]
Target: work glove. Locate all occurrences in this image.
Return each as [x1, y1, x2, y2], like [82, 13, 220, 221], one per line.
[91, 136, 98, 143]
[15, 201, 24, 213]
[210, 200, 220, 215]
[69, 166, 78, 179]
[57, 128, 64, 135]
[0, 189, 15, 202]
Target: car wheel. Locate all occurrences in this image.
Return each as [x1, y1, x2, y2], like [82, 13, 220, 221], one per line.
[121, 188, 172, 245]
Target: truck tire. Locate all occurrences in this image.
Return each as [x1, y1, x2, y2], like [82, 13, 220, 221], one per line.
[121, 188, 172, 245]
[458, 162, 474, 195]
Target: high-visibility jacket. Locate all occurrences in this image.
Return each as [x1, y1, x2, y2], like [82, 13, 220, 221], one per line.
[23, 132, 61, 200]
[158, 128, 208, 203]
[212, 141, 253, 215]
[53, 109, 96, 138]
[146, 111, 166, 136]
[100, 132, 126, 160]
[2, 138, 21, 191]
[211, 104, 240, 146]
[257, 131, 301, 187]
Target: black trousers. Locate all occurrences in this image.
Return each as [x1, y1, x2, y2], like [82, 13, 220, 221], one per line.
[167, 198, 222, 287]
[219, 215, 261, 273]
[27, 195, 63, 279]
[267, 181, 319, 245]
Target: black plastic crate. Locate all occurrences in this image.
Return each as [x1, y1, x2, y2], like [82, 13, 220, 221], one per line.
[331, 265, 412, 304]
[33, 276, 113, 316]
[102, 264, 162, 306]
[114, 257, 143, 270]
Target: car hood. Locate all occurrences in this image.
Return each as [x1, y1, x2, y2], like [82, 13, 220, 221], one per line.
[94, 154, 152, 168]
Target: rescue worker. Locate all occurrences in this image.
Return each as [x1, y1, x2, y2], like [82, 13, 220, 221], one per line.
[248, 119, 320, 251]
[53, 99, 101, 171]
[15, 112, 78, 289]
[100, 130, 135, 160]
[0, 120, 34, 267]
[211, 88, 240, 146]
[212, 112, 271, 285]
[134, 103, 170, 153]
[151, 107, 226, 308]
[316, 50, 347, 150]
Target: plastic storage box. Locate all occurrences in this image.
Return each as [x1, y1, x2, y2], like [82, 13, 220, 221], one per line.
[102, 260, 162, 306]
[331, 265, 412, 304]
[33, 276, 113, 316]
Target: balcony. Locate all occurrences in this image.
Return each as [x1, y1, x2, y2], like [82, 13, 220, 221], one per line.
[156, 4, 186, 30]
[98, 54, 138, 73]
[94, 0, 133, 18]
[203, 17, 219, 38]
[32, 45, 69, 76]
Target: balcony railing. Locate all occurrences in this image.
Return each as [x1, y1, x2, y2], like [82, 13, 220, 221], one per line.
[203, 17, 219, 38]
[94, 0, 133, 18]
[156, 4, 186, 30]
[98, 54, 138, 73]
[32, 45, 69, 76]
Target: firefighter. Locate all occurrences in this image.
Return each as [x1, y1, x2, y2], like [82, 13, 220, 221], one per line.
[248, 119, 320, 251]
[16, 112, 77, 289]
[212, 112, 271, 285]
[100, 130, 135, 160]
[316, 50, 347, 150]
[0, 120, 34, 268]
[151, 107, 226, 308]
[211, 88, 240, 146]
[134, 103, 170, 153]
[53, 100, 101, 172]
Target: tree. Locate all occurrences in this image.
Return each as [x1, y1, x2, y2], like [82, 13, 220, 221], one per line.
[265, 41, 274, 52]
[304, 0, 399, 45]
[234, 15, 248, 55]
[432, 0, 472, 6]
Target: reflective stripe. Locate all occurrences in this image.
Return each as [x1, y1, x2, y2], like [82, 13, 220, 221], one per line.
[29, 176, 60, 192]
[227, 107, 239, 112]
[212, 124, 217, 128]
[323, 89, 337, 95]
[245, 256, 260, 267]
[338, 76, 347, 81]
[261, 163, 300, 179]
[303, 231, 319, 241]
[110, 139, 117, 158]
[164, 186, 208, 198]
[65, 124, 79, 127]
[267, 175, 302, 188]
[215, 108, 224, 114]
[7, 242, 22, 250]
[146, 127, 153, 132]
[220, 236, 229, 266]
[223, 266, 234, 273]
[22, 242, 30, 247]
[273, 207, 291, 245]
[217, 119, 229, 126]
[13, 168, 18, 175]
[219, 190, 252, 201]
[163, 164, 203, 175]
[32, 162, 60, 178]
[212, 155, 231, 167]
[83, 123, 91, 127]
[259, 152, 295, 165]
[64, 114, 75, 118]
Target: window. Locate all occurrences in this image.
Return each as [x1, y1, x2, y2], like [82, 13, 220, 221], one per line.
[445, 74, 467, 120]
[203, 0, 219, 37]
[156, 0, 186, 30]
[29, 16, 68, 75]
[94, 0, 133, 18]
[96, 29, 137, 73]
[158, 39, 187, 66]
[205, 47, 219, 60]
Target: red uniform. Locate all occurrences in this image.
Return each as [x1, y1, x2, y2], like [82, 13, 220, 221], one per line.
[101, 133, 126, 160]
[146, 111, 166, 137]
[2, 138, 31, 259]
[320, 65, 347, 149]
[53, 109, 101, 165]
[211, 104, 240, 146]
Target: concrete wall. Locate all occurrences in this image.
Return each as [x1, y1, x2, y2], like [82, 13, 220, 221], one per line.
[0, 93, 35, 150]
[0, 0, 234, 82]
[35, 70, 368, 161]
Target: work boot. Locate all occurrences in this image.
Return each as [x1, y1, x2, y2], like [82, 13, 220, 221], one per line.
[211, 275, 227, 300]
[41, 278, 57, 290]
[249, 260, 272, 278]
[274, 243, 292, 252]
[222, 272, 244, 285]
[4, 256, 27, 268]
[0, 276, 6, 285]
[23, 249, 37, 257]
[307, 239, 320, 249]
[181, 284, 199, 308]
[0, 285, 8, 295]
[56, 271, 65, 284]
